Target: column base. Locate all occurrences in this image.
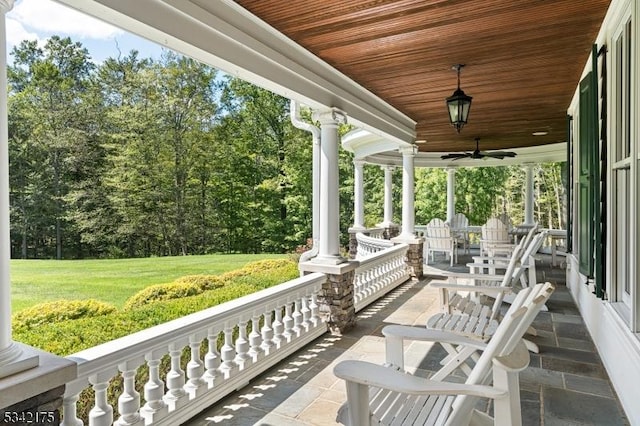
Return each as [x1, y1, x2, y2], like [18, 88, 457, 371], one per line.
[299, 260, 359, 334]
[1, 343, 76, 411]
[0, 342, 39, 380]
[310, 254, 346, 265]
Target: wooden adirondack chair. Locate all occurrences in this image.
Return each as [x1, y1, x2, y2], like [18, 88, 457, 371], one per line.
[427, 230, 548, 356]
[424, 218, 457, 266]
[449, 213, 470, 254]
[469, 227, 547, 289]
[334, 282, 555, 426]
[480, 218, 512, 257]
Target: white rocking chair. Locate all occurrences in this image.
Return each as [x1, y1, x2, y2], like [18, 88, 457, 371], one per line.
[334, 283, 555, 426]
[427, 230, 548, 354]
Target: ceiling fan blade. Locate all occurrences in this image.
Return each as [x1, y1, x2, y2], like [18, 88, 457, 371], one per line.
[440, 153, 470, 160]
[487, 151, 517, 157]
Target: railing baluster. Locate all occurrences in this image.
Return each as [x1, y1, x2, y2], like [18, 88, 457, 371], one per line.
[282, 302, 294, 343]
[273, 306, 284, 347]
[249, 313, 264, 362]
[140, 350, 168, 423]
[261, 309, 275, 355]
[220, 325, 237, 378]
[300, 297, 311, 332]
[60, 388, 83, 426]
[114, 358, 144, 426]
[234, 318, 252, 369]
[164, 343, 189, 410]
[203, 327, 222, 388]
[185, 334, 207, 398]
[88, 372, 114, 426]
[310, 294, 320, 327]
[292, 299, 303, 337]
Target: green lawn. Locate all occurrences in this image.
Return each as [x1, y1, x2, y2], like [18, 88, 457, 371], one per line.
[10, 253, 289, 313]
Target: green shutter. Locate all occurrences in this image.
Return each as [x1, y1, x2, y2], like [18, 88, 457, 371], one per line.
[594, 44, 607, 299]
[578, 70, 597, 277]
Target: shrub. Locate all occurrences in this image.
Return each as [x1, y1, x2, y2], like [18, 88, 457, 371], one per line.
[12, 299, 116, 332]
[124, 258, 298, 309]
[173, 274, 225, 291]
[123, 281, 203, 310]
[15, 282, 265, 356]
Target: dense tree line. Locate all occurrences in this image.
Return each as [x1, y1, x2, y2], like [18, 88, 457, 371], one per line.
[7, 36, 565, 259]
[365, 164, 566, 230]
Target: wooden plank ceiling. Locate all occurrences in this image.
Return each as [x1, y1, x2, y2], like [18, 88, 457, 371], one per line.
[234, 0, 610, 153]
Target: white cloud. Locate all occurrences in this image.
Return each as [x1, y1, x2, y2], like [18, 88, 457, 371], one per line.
[6, 16, 43, 51]
[8, 0, 124, 40]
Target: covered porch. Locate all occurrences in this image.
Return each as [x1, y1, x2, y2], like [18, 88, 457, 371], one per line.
[1, 0, 638, 425]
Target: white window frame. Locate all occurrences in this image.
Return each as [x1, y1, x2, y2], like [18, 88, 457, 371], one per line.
[608, 2, 638, 330]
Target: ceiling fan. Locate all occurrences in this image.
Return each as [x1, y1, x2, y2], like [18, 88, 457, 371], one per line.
[440, 138, 517, 161]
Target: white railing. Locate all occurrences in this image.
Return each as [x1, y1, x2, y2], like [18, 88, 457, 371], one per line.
[355, 232, 394, 259]
[365, 227, 385, 239]
[61, 273, 328, 426]
[353, 243, 411, 312]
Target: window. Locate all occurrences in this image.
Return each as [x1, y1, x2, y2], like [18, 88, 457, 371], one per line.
[610, 13, 635, 324]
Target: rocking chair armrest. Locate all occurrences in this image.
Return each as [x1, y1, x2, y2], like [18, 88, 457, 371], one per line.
[430, 272, 506, 282]
[466, 262, 513, 270]
[428, 282, 513, 295]
[382, 325, 489, 349]
[334, 360, 506, 399]
[470, 256, 511, 263]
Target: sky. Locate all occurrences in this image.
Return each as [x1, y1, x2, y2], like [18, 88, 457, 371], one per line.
[6, 0, 164, 63]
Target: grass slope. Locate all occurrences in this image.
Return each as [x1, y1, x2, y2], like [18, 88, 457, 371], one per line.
[10, 253, 288, 313]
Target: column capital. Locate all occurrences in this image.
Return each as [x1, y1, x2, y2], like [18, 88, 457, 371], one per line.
[398, 145, 418, 156]
[312, 108, 347, 125]
[0, 0, 14, 14]
[353, 158, 366, 167]
[382, 164, 396, 171]
[446, 166, 458, 173]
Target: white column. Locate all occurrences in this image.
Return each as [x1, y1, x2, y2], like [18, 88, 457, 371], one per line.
[523, 164, 535, 225]
[352, 159, 365, 230]
[399, 146, 417, 238]
[0, 0, 38, 378]
[446, 167, 456, 223]
[378, 165, 395, 227]
[312, 108, 346, 264]
[0, 0, 12, 357]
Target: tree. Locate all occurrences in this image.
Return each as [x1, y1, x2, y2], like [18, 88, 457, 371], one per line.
[8, 36, 95, 259]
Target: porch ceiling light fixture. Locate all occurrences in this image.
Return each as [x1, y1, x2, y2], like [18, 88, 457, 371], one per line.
[446, 64, 473, 133]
